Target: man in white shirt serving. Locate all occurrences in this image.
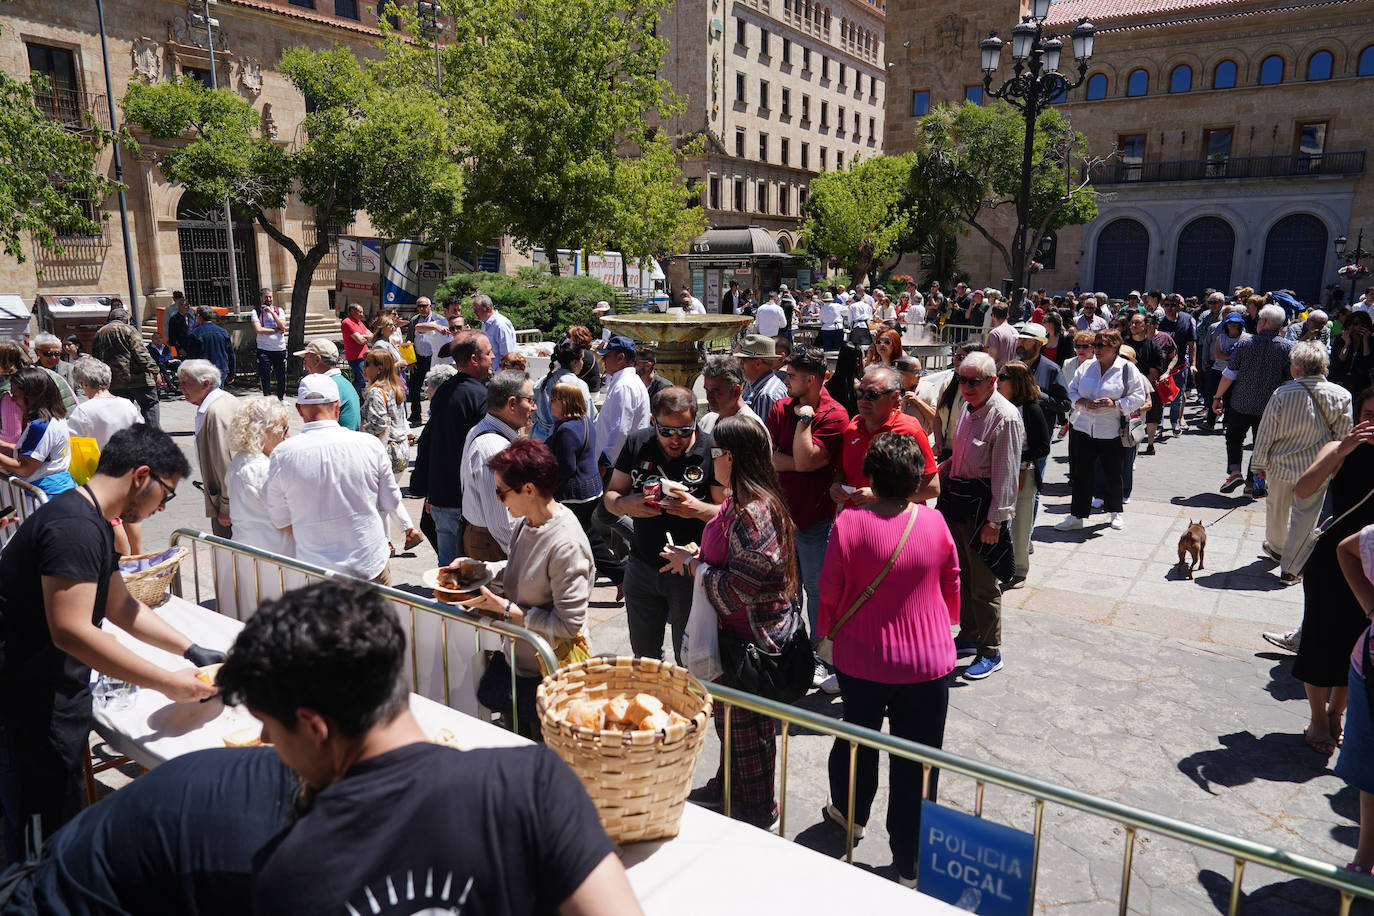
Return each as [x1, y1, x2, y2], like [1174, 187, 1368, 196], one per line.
[755, 292, 786, 338]
[266, 376, 401, 583]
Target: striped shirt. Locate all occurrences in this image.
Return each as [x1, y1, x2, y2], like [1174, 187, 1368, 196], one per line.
[950, 391, 1025, 523]
[1251, 377, 1352, 482]
[460, 413, 520, 552]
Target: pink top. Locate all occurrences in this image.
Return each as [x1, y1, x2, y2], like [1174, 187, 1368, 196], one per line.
[0, 392, 20, 445]
[818, 504, 961, 684]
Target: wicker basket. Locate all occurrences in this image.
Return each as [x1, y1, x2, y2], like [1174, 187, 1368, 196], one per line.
[537, 655, 712, 844]
[119, 547, 188, 607]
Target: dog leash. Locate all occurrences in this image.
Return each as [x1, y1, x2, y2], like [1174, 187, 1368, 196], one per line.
[1203, 505, 1244, 528]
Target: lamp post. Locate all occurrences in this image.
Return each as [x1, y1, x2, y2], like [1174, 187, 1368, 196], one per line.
[978, 0, 1095, 288]
[1335, 229, 1370, 304]
[417, 2, 443, 92]
[94, 0, 141, 324]
[188, 0, 242, 315]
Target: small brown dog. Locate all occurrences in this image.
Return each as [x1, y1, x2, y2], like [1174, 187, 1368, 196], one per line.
[1177, 520, 1207, 578]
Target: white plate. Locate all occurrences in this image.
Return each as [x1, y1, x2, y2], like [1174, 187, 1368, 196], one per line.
[421, 562, 494, 596]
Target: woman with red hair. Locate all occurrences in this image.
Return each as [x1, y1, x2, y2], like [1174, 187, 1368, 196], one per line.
[864, 327, 904, 368]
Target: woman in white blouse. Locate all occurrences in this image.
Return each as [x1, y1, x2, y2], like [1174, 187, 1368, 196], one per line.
[226, 396, 295, 556]
[1056, 329, 1148, 532]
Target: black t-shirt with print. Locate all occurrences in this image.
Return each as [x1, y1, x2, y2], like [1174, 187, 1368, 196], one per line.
[251, 743, 614, 916]
[614, 426, 718, 562]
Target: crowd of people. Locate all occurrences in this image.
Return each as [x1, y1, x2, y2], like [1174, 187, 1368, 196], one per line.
[7, 277, 1374, 904]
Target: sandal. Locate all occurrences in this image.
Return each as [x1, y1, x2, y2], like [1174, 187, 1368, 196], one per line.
[1304, 727, 1337, 756]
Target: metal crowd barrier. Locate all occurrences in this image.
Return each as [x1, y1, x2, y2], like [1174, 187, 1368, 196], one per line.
[168, 529, 556, 729]
[707, 682, 1374, 915]
[937, 322, 987, 349]
[0, 473, 48, 552]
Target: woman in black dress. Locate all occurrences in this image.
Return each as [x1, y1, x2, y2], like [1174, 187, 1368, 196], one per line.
[1293, 387, 1374, 755]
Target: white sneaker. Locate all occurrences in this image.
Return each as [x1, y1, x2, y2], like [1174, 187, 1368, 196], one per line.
[1091, 497, 1104, 509]
[1054, 515, 1084, 531]
[1122, 497, 1131, 504]
[818, 673, 841, 695]
[1109, 513, 1124, 530]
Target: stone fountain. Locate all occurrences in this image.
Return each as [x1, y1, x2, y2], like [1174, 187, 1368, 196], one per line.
[601, 313, 753, 388]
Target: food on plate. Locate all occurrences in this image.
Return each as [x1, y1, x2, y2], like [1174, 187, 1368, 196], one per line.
[436, 559, 487, 594]
[430, 728, 463, 749]
[558, 692, 690, 734]
[222, 727, 262, 747]
[194, 663, 223, 686]
[658, 478, 688, 499]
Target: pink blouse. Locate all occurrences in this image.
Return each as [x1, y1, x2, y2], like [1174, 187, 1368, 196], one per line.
[817, 504, 961, 684]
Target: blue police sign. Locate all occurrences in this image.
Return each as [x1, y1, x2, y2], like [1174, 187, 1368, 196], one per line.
[918, 801, 1035, 915]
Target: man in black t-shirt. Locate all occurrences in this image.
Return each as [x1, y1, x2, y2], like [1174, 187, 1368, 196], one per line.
[605, 387, 725, 662]
[0, 748, 298, 915]
[0, 425, 218, 862]
[215, 581, 640, 916]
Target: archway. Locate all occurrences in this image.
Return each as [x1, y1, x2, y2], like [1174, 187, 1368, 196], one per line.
[1260, 214, 1327, 302]
[1172, 217, 1235, 298]
[1093, 218, 1149, 299]
[176, 192, 260, 311]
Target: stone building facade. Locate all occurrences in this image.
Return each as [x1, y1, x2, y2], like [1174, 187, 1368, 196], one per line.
[0, 0, 392, 320]
[657, 0, 886, 252]
[884, 0, 1374, 303]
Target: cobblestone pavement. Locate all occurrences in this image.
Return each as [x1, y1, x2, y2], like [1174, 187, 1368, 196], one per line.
[121, 391, 1372, 913]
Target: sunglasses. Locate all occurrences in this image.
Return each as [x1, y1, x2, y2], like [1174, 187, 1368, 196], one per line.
[36, 349, 61, 358]
[656, 425, 696, 438]
[1074, 343, 1093, 350]
[711, 447, 728, 459]
[996, 372, 1012, 381]
[494, 483, 514, 501]
[858, 388, 897, 401]
[957, 375, 990, 387]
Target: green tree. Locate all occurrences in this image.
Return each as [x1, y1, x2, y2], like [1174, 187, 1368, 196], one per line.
[0, 21, 121, 263]
[123, 48, 460, 353]
[911, 101, 1098, 289]
[799, 154, 917, 285]
[453, 0, 703, 274]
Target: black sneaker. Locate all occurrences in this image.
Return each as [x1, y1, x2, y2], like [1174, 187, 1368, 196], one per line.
[687, 781, 723, 810]
[1143, 444, 1156, 456]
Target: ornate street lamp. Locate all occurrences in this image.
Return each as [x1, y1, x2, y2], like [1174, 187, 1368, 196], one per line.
[980, 12, 1096, 288]
[1335, 229, 1370, 303]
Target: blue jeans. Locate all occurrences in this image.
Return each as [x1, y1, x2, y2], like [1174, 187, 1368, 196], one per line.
[347, 358, 366, 394]
[795, 517, 833, 641]
[430, 504, 463, 567]
[1168, 363, 1189, 427]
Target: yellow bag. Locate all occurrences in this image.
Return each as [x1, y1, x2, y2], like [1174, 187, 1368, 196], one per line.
[397, 342, 417, 365]
[69, 436, 100, 485]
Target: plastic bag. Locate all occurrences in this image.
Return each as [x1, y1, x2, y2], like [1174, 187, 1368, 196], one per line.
[682, 565, 722, 682]
[68, 436, 100, 485]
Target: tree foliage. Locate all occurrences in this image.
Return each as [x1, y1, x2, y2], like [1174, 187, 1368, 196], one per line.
[911, 101, 1098, 287]
[0, 53, 122, 262]
[435, 267, 614, 341]
[798, 154, 918, 285]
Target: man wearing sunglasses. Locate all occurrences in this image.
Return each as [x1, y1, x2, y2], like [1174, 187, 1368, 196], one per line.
[938, 351, 1025, 681]
[830, 367, 939, 511]
[605, 387, 725, 662]
[0, 425, 219, 859]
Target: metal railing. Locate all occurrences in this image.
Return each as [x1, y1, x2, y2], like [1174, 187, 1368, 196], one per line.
[707, 681, 1374, 915]
[33, 87, 110, 131]
[167, 530, 556, 728]
[1088, 150, 1366, 186]
[0, 474, 48, 553]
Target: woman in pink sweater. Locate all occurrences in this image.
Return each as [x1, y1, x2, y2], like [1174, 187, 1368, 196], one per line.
[814, 432, 960, 885]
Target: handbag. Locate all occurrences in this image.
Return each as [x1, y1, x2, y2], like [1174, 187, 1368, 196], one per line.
[1119, 412, 1147, 447]
[1154, 371, 1180, 406]
[1286, 485, 1374, 577]
[718, 620, 815, 704]
[817, 505, 919, 666]
[68, 436, 100, 485]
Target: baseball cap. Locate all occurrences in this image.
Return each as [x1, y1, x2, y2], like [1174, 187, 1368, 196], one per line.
[1223, 313, 1245, 326]
[1017, 322, 1049, 343]
[734, 334, 778, 359]
[297, 374, 340, 404]
[294, 338, 339, 360]
[605, 335, 637, 357]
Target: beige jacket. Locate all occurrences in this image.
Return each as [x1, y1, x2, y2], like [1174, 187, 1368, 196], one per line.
[196, 393, 238, 519]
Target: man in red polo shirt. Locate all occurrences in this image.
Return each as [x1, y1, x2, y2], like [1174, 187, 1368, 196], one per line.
[830, 366, 939, 508]
[766, 347, 848, 681]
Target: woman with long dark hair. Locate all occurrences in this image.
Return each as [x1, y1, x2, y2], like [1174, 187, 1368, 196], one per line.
[0, 367, 75, 495]
[998, 361, 1049, 586]
[663, 414, 799, 829]
[826, 342, 862, 418]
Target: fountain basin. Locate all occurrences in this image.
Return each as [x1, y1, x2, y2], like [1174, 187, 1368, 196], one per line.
[601, 314, 753, 388]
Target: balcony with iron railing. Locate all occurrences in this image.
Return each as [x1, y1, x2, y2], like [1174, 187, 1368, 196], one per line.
[1088, 150, 1365, 186]
[33, 87, 111, 132]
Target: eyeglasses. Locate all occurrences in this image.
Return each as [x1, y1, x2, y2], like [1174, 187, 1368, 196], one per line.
[952, 353, 967, 363]
[150, 474, 176, 507]
[1074, 343, 1093, 350]
[711, 447, 728, 459]
[857, 388, 896, 401]
[656, 425, 696, 438]
[957, 375, 990, 387]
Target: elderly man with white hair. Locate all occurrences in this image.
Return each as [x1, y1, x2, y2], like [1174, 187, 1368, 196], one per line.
[1285, 308, 1332, 349]
[1214, 303, 1295, 495]
[938, 350, 1025, 681]
[1252, 341, 1353, 584]
[472, 293, 516, 366]
[179, 358, 238, 537]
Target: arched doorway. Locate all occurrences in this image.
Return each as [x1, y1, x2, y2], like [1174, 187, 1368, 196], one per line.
[1093, 218, 1149, 299]
[1260, 214, 1327, 302]
[177, 192, 259, 311]
[1172, 217, 1235, 298]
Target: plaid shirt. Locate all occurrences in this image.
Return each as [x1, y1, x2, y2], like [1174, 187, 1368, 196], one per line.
[1224, 329, 1294, 415]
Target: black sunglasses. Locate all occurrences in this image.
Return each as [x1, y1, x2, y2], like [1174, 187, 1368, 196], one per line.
[858, 388, 897, 401]
[656, 425, 695, 438]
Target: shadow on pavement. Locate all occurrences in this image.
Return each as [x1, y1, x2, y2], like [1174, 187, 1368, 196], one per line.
[1177, 731, 1329, 794]
[1170, 491, 1255, 510]
[1197, 868, 1374, 915]
[1193, 559, 1288, 592]
[1258, 652, 1305, 702]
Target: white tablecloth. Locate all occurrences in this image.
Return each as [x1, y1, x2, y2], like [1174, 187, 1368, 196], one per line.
[95, 596, 961, 914]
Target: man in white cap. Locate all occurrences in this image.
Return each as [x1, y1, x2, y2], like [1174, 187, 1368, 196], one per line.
[266, 375, 401, 583]
[295, 338, 360, 431]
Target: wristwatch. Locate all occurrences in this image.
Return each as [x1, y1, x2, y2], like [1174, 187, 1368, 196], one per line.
[798, 414, 813, 424]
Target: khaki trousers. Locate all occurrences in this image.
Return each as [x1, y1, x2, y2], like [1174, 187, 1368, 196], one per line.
[1011, 469, 1036, 579]
[1266, 478, 1327, 577]
[949, 516, 1004, 656]
[462, 523, 508, 563]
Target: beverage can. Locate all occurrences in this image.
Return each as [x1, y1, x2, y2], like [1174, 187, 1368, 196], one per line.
[643, 479, 662, 504]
